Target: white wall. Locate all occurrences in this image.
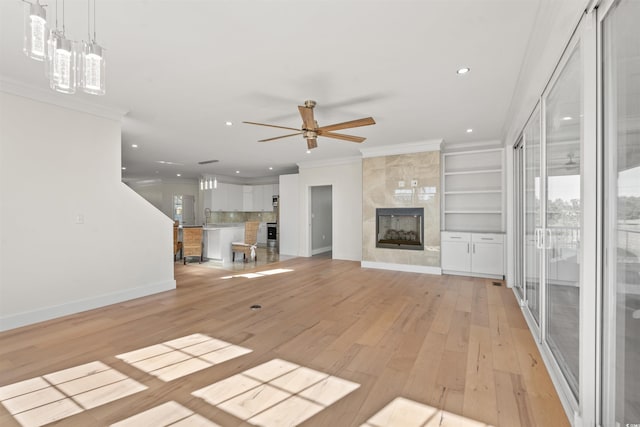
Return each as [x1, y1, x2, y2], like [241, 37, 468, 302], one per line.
[503, 0, 589, 287]
[311, 185, 332, 253]
[0, 92, 176, 331]
[125, 178, 200, 224]
[297, 158, 362, 261]
[279, 173, 299, 256]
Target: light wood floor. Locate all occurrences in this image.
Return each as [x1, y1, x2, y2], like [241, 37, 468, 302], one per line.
[0, 257, 569, 426]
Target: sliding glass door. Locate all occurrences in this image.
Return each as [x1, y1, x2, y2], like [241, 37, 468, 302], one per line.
[524, 107, 542, 326]
[543, 44, 582, 398]
[602, 0, 640, 424]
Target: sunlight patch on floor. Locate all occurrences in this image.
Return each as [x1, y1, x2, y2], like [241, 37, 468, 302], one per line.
[192, 358, 360, 426]
[116, 333, 252, 381]
[221, 268, 294, 280]
[111, 401, 221, 427]
[0, 361, 146, 427]
[361, 397, 493, 427]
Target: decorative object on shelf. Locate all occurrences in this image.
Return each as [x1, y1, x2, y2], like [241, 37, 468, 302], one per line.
[21, 0, 106, 96]
[23, 0, 48, 61]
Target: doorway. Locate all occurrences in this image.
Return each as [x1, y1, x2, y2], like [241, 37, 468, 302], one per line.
[310, 185, 332, 256]
[174, 194, 195, 225]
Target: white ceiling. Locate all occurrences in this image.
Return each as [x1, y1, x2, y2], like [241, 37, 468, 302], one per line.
[0, 0, 543, 182]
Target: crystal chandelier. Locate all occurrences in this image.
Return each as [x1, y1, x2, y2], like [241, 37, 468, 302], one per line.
[22, 0, 106, 96]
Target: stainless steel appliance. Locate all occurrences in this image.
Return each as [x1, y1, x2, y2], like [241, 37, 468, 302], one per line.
[267, 222, 277, 248]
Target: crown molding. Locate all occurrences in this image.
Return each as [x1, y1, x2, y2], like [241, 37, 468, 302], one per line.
[0, 76, 128, 121]
[359, 139, 443, 158]
[297, 156, 362, 170]
[441, 139, 503, 152]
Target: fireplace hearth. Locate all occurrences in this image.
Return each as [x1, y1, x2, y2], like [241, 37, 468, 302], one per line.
[376, 207, 424, 250]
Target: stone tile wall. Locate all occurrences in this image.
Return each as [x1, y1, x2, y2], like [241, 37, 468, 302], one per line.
[362, 151, 440, 267]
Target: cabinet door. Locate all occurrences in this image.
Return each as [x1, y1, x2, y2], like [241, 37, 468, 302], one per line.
[227, 184, 243, 211]
[252, 185, 264, 211]
[471, 242, 504, 275]
[441, 241, 471, 272]
[243, 185, 253, 211]
[262, 185, 273, 211]
[211, 184, 228, 211]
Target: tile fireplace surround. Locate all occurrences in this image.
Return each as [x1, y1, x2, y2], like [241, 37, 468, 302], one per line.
[362, 151, 441, 271]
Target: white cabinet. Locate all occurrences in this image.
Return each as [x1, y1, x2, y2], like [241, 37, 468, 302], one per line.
[211, 184, 228, 211]
[257, 222, 267, 246]
[227, 184, 243, 211]
[442, 148, 504, 232]
[206, 183, 277, 212]
[243, 185, 253, 211]
[441, 232, 472, 272]
[441, 232, 504, 278]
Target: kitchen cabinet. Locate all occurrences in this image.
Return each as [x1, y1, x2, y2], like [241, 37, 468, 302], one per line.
[207, 183, 277, 212]
[243, 185, 253, 211]
[441, 232, 504, 278]
[257, 222, 267, 246]
[227, 184, 243, 211]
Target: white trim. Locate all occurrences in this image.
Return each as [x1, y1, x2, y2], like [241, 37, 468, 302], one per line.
[312, 246, 332, 255]
[359, 139, 443, 158]
[0, 279, 176, 332]
[441, 270, 504, 280]
[0, 77, 128, 121]
[297, 156, 361, 170]
[441, 140, 503, 152]
[361, 261, 442, 275]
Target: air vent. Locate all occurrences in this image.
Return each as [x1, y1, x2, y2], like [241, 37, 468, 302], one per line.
[198, 159, 219, 165]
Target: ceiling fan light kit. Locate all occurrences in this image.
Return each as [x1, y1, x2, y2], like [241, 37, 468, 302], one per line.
[21, 0, 106, 96]
[244, 100, 375, 150]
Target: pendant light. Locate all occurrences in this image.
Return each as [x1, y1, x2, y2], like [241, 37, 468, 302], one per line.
[23, 1, 48, 61]
[79, 0, 105, 95]
[47, 0, 76, 94]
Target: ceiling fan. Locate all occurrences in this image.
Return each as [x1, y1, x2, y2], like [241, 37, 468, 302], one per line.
[565, 153, 579, 171]
[243, 100, 375, 150]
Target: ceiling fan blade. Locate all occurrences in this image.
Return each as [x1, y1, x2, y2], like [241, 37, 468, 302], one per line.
[307, 139, 318, 150]
[298, 106, 316, 130]
[317, 131, 366, 143]
[243, 121, 301, 132]
[317, 117, 376, 132]
[258, 132, 303, 142]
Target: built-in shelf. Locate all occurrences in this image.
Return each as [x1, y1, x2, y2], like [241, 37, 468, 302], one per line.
[442, 148, 505, 232]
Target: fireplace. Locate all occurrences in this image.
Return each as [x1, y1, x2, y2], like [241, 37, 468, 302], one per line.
[376, 207, 424, 250]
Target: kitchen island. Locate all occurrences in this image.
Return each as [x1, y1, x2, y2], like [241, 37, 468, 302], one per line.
[203, 224, 245, 264]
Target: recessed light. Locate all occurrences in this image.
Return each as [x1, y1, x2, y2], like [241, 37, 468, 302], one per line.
[457, 67, 470, 75]
[562, 116, 573, 121]
[176, 173, 181, 177]
[268, 167, 273, 170]
[466, 128, 473, 133]
[235, 170, 240, 174]
[306, 150, 311, 154]
[225, 121, 233, 126]
[131, 144, 138, 148]
[121, 166, 126, 170]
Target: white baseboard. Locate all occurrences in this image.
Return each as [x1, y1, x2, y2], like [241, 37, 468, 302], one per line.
[361, 261, 442, 275]
[312, 246, 332, 255]
[442, 270, 504, 280]
[0, 279, 176, 332]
